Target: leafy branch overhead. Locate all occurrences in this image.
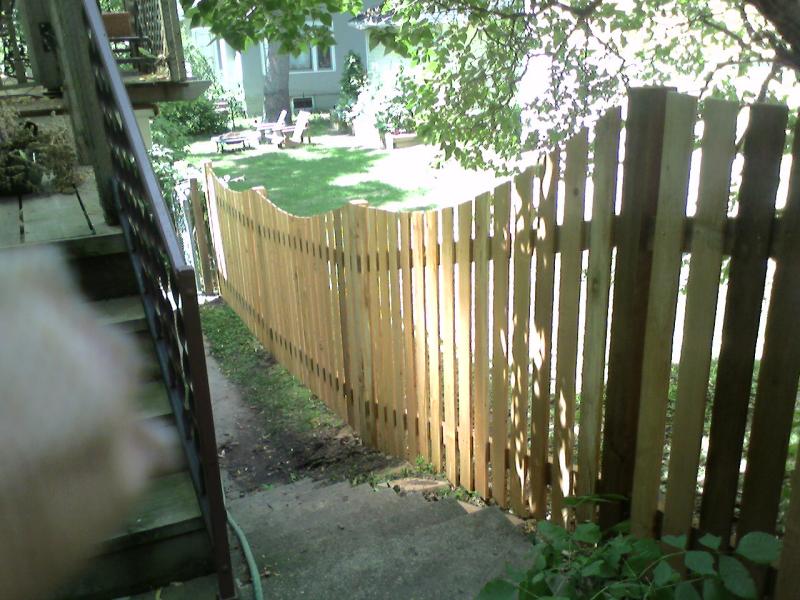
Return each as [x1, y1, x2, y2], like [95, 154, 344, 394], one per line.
[182, 0, 800, 171]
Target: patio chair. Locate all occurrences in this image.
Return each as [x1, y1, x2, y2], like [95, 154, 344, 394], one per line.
[101, 12, 155, 74]
[272, 110, 312, 148]
[256, 109, 287, 143]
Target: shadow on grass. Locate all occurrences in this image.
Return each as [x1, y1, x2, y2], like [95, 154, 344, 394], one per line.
[191, 144, 412, 216]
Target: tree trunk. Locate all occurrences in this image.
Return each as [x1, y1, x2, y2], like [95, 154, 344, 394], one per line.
[263, 41, 291, 124]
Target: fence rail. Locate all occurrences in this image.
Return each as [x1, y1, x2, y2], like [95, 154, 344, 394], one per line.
[203, 88, 800, 599]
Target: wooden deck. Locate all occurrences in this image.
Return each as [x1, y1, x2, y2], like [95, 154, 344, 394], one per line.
[0, 166, 120, 249]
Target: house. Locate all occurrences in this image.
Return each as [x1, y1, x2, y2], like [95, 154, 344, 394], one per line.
[188, 2, 386, 117]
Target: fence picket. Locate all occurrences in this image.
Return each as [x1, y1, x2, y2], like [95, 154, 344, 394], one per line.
[456, 201, 474, 489]
[490, 182, 512, 507]
[400, 212, 418, 458]
[530, 152, 558, 518]
[738, 115, 800, 538]
[576, 108, 621, 521]
[473, 193, 492, 498]
[510, 168, 535, 516]
[425, 210, 443, 469]
[700, 104, 788, 545]
[441, 208, 458, 482]
[553, 128, 589, 525]
[629, 92, 697, 538]
[388, 213, 407, 456]
[411, 212, 429, 460]
[661, 99, 738, 539]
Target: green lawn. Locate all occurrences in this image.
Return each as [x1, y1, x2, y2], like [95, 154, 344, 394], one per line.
[188, 121, 499, 217]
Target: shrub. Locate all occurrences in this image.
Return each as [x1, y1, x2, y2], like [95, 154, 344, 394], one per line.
[332, 51, 367, 129]
[480, 519, 781, 600]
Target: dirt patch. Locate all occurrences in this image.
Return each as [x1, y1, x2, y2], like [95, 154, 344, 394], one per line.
[202, 301, 403, 494]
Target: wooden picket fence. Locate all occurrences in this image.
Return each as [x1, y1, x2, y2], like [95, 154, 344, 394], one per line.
[200, 87, 800, 597]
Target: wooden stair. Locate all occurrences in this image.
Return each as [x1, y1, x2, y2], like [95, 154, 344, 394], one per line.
[24, 229, 215, 599]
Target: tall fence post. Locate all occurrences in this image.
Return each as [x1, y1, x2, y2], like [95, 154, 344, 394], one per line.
[189, 178, 217, 294]
[599, 86, 673, 529]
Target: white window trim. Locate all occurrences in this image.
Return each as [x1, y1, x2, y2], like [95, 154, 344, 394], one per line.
[289, 44, 336, 74]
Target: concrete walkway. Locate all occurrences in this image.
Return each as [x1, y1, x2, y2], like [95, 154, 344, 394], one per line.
[128, 353, 533, 600]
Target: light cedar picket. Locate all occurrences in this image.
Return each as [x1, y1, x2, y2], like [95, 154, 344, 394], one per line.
[244, 192, 259, 335]
[317, 216, 336, 407]
[297, 218, 315, 390]
[425, 210, 443, 469]
[411, 212, 429, 460]
[274, 210, 293, 368]
[630, 92, 698, 539]
[456, 201, 473, 488]
[400, 212, 419, 458]
[327, 213, 347, 418]
[264, 203, 284, 361]
[334, 209, 355, 424]
[372, 209, 392, 453]
[440, 207, 458, 483]
[490, 182, 512, 507]
[509, 168, 535, 516]
[361, 207, 379, 448]
[249, 192, 268, 347]
[661, 100, 737, 539]
[342, 205, 364, 436]
[530, 151, 558, 518]
[576, 108, 622, 522]
[552, 128, 589, 525]
[472, 192, 492, 498]
[699, 104, 787, 544]
[287, 212, 306, 380]
[259, 198, 277, 355]
[738, 115, 800, 539]
[388, 213, 407, 456]
[291, 218, 309, 385]
[310, 218, 329, 406]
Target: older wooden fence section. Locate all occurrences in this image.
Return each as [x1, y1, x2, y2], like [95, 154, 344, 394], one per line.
[202, 88, 800, 597]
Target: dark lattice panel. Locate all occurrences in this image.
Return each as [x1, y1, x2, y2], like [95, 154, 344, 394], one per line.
[134, 0, 164, 61]
[81, 1, 234, 597]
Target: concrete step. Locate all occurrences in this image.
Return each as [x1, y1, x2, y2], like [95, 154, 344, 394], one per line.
[260, 504, 533, 600]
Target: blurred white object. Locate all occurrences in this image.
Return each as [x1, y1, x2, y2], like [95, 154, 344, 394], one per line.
[0, 248, 175, 599]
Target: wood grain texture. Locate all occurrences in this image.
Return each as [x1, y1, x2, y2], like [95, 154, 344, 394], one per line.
[388, 213, 407, 456]
[699, 103, 787, 545]
[575, 108, 621, 522]
[661, 100, 738, 539]
[629, 92, 697, 538]
[425, 210, 443, 469]
[553, 128, 589, 525]
[490, 182, 512, 507]
[456, 200, 474, 489]
[400, 212, 418, 458]
[600, 87, 671, 529]
[441, 208, 458, 482]
[530, 152, 558, 518]
[411, 212, 429, 460]
[472, 193, 492, 497]
[738, 114, 800, 538]
[509, 168, 535, 516]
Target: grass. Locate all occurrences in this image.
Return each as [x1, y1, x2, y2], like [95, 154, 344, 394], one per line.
[200, 301, 340, 432]
[188, 118, 499, 216]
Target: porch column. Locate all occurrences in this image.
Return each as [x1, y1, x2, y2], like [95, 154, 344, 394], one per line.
[16, 0, 62, 89]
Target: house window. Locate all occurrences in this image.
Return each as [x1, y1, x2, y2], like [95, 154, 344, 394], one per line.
[292, 97, 314, 112]
[289, 44, 335, 73]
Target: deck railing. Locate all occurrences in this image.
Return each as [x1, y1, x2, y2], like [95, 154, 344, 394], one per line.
[81, 1, 234, 598]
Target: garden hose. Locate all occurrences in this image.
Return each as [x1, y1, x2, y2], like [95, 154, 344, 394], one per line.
[225, 497, 264, 600]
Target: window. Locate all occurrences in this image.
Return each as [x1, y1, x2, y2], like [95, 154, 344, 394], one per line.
[292, 97, 314, 112]
[289, 44, 335, 73]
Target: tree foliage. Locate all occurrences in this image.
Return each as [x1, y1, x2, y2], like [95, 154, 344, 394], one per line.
[182, 0, 800, 171]
[371, 0, 800, 171]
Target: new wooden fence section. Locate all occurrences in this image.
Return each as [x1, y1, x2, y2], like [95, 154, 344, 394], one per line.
[202, 88, 800, 597]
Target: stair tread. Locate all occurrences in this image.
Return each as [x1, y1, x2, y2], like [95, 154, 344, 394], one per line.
[105, 472, 203, 553]
[136, 381, 172, 420]
[91, 295, 146, 330]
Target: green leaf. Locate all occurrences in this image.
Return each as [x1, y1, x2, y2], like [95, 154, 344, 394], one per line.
[653, 560, 677, 587]
[703, 579, 735, 600]
[676, 581, 703, 600]
[662, 534, 687, 549]
[574, 523, 602, 544]
[685, 551, 716, 576]
[477, 579, 518, 600]
[581, 560, 613, 578]
[735, 532, 781, 565]
[718, 555, 756, 599]
[699, 533, 722, 551]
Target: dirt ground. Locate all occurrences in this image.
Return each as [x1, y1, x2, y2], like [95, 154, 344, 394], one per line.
[205, 349, 404, 495]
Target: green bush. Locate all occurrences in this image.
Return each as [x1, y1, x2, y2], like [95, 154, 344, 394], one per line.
[155, 41, 243, 137]
[332, 51, 367, 129]
[480, 518, 781, 600]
